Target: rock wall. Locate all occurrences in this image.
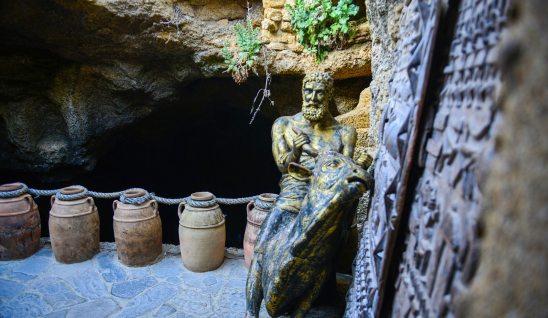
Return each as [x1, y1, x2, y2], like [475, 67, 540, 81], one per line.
[363, 0, 404, 157]
[261, 0, 371, 79]
[0, 0, 372, 179]
[459, 0, 548, 316]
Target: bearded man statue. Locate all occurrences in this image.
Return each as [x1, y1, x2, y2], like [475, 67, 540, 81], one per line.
[246, 72, 371, 317]
[270, 72, 364, 213]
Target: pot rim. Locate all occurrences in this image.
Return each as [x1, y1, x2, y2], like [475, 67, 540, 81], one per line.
[60, 185, 86, 195]
[124, 189, 147, 198]
[190, 191, 214, 201]
[0, 182, 24, 192]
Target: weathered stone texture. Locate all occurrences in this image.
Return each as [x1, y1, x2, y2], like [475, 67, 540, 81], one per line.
[265, 43, 372, 80]
[336, 87, 372, 154]
[459, 0, 548, 316]
[0, 0, 372, 177]
[364, 0, 404, 157]
[261, 0, 371, 79]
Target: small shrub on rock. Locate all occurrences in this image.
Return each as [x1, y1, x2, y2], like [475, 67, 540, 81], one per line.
[222, 21, 262, 84]
[286, 0, 359, 62]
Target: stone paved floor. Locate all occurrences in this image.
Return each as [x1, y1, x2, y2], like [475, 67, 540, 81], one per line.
[0, 242, 264, 318]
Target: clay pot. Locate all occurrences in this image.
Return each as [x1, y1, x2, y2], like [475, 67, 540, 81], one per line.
[49, 186, 100, 263]
[244, 193, 276, 267]
[0, 183, 41, 260]
[113, 189, 163, 266]
[178, 192, 225, 272]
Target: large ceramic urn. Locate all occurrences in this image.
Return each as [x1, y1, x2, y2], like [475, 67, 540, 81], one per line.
[113, 189, 163, 266]
[243, 193, 276, 267]
[49, 186, 100, 263]
[0, 183, 41, 260]
[178, 192, 225, 272]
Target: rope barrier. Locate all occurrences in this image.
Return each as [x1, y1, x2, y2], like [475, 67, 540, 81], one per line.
[253, 198, 274, 210]
[150, 195, 185, 205]
[88, 191, 122, 200]
[119, 188, 152, 205]
[0, 183, 276, 207]
[55, 186, 89, 201]
[0, 183, 28, 198]
[27, 188, 58, 197]
[185, 195, 218, 208]
[217, 196, 259, 205]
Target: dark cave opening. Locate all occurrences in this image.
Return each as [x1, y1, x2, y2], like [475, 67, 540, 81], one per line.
[0, 77, 296, 247]
[0, 74, 368, 251]
[82, 97, 281, 247]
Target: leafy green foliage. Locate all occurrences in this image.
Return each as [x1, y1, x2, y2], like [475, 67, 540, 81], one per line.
[222, 21, 262, 84]
[286, 0, 359, 61]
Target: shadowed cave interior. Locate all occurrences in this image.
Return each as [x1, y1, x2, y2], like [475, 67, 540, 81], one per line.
[0, 74, 369, 252]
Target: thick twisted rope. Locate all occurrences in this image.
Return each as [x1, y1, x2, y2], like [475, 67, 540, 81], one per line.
[1, 183, 267, 206]
[150, 195, 185, 205]
[27, 188, 58, 197]
[217, 196, 259, 205]
[55, 186, 89, 201]
[119, 188, 152, 205]
[0, 183, 29, 198]
[253, 197, 275, 210]
[88, 191, 121, 199]
[185, 195, 218, 208]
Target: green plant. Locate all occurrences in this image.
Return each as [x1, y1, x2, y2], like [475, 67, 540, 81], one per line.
[222, 20, 262, 84]
[286, 0, 359, 61]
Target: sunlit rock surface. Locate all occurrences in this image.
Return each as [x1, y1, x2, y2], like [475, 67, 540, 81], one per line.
[0, 0, 371, 177]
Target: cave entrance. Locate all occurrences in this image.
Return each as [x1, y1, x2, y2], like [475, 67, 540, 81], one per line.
[1, 74, 370, 249]
[83, 78, 284, 247]
[1, 76, 303, 247]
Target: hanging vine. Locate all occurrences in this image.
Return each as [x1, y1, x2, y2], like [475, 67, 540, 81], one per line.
[221, 3, 274, 124]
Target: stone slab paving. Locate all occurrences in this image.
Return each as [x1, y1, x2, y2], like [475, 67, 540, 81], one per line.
[0, 242, 264, 318]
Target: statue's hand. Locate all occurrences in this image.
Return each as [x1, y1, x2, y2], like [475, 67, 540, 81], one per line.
[293, 132, 310, 154]
[355, 148, 373, 168]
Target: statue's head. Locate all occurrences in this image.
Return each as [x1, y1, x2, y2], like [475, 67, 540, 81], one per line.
[301, 72, 334, 122]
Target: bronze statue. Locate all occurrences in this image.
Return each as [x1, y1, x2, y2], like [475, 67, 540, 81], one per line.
[270, 72, 368, 212]
[246, 152, 370, 317]
[272, 72, 357, 173]
[246, 72, 372, 317]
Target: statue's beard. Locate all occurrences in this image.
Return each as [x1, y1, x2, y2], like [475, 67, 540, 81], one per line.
[302, 104, 326, 122]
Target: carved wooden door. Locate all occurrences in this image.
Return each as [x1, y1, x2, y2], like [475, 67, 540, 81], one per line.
[346, 0, 509, 316]
[346, 0, 443, 316]
[391, 0, 508, 316]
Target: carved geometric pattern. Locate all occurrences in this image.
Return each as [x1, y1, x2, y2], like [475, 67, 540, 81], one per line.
[345, 1, 442, 316]
[391, 0, 508, 316]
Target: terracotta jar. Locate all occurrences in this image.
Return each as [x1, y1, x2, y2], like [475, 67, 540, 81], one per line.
[0, 183, 41, 260]
[113, 189, 162, 266]
[49, 186, 100, 263]
[178, 192, 225, 272]
[244, 193, 276, 267]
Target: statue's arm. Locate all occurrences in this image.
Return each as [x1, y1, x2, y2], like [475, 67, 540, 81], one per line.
[341, 125, 357, 159]
[272, 117, 300, 173]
